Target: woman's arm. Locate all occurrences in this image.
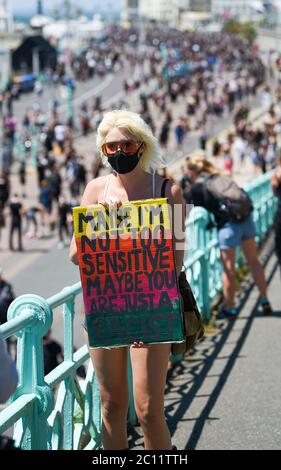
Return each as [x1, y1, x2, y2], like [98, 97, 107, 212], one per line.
[167, 181, 186, 277]
[69, 180, 98, 265]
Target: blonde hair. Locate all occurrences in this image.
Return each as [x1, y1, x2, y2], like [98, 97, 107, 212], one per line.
[96, 110, 165, 172]
[186, 155, 219, 176]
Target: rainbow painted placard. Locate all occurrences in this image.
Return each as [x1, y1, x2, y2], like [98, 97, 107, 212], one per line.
[73, 198, 184, 348]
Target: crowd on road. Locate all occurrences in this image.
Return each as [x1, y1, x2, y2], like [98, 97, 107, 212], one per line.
[0, 26, 280, 313]
[1, 26, 280, 254]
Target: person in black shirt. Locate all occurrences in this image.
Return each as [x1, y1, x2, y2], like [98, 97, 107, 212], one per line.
[49, 164, 62, 203]
[0, 173, 9, 211]
[9, 194, 23, 251]
[57, 196, 71, 248]
[43, 330, 63, 375]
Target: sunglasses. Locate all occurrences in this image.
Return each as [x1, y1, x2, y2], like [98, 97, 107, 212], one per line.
[102, 140, 143, 156]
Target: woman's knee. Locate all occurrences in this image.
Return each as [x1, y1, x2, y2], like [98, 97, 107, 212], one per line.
[135, 398, 164, 427]
[101, 395, 129, 421]
[247, 256, 262, 271]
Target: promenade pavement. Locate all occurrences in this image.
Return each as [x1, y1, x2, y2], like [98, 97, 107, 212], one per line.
[129, 235, 281, 450]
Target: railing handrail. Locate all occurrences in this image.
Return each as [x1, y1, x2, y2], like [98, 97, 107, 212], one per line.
[47, 282, 82, 310]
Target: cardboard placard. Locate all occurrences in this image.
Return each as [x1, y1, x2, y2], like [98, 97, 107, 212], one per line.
[73, 198, 184, 348]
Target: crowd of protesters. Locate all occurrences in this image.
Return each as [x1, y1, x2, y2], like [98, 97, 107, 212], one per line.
[207, 102, 281, 176]
[0, 26, 281, 257]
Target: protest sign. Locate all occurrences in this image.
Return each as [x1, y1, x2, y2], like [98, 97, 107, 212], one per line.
[73, 198, 184, 348]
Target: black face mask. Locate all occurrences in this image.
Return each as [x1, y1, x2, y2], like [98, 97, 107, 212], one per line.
[107, 150, 142, 174]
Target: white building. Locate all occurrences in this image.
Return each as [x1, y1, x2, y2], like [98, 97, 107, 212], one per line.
[43, 15, 105, 41]
[121, 0, 139, 24]
[189, 0, 211, 11]
[211, 0, 265, 20]
[137, 0, 211, 23]
[122, 0, 266, 25]
[0, 0, 13, 33]
[138, 0, 175, 23]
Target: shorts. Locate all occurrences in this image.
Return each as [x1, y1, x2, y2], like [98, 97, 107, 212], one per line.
[218, 216, 256, 250]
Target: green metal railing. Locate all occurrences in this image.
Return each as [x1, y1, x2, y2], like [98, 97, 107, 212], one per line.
[0, 287, 102, 449]
[0, 172, 276, 449]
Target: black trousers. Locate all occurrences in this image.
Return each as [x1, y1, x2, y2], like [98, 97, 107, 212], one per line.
[9, 223, 22, 251]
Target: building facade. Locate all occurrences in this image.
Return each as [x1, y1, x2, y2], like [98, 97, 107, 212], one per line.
[121, 0, 139, 24]
[189, 0, 211, 12]
[137, 0, 211, 23]
[211, 0, 264, 20]
[0, 0, 13, 33]
[138, 0, 174, 22]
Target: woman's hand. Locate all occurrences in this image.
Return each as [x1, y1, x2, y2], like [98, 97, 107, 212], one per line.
[131, 341, 149, 349]
[98, 196, 123, 209]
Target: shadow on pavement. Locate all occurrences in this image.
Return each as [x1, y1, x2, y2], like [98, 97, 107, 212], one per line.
[128, 241, 279, 450]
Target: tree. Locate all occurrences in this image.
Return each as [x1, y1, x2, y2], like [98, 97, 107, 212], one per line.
[240, 22, 257, 43]
[223, 20, 257, 44]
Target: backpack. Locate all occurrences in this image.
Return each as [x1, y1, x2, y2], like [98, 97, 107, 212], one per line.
[202, 174, 253, 223]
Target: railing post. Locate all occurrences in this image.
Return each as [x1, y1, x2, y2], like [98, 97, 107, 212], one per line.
[7, 295, 54, 450]
[63, 293, 75, 450]
[196, 208, 211, 320]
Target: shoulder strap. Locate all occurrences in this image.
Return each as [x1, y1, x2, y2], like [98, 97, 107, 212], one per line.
[161, 178, 170, 198]
[102, 174, 111, 203]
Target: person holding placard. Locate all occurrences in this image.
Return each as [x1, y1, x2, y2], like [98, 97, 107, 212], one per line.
[70, 110, 185, 451]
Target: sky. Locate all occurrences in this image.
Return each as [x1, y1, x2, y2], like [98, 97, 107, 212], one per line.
[12, 0, 121, 15]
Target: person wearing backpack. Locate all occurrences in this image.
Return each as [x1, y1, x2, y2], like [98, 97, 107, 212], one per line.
[186, 156, 272, 318]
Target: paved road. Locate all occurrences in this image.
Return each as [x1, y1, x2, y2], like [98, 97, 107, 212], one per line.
[9, 62, 132, 128]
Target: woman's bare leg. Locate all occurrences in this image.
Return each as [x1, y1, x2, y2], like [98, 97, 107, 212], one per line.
[130, 343, 171, 450]
[86, 333, 129, 450]
[241, 238, 267, 298]
[220, 247, 237, 310]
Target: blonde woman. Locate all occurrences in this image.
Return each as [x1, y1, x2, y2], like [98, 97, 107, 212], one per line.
[186, 155, 272, 318]
[70, 110, 185, 450]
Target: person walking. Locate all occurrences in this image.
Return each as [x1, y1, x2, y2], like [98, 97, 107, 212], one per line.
[186, 156, 272, 318]
[70, 110, 184, 450]
[9, 194, 23, 252]
[57, 196, 71, 248]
